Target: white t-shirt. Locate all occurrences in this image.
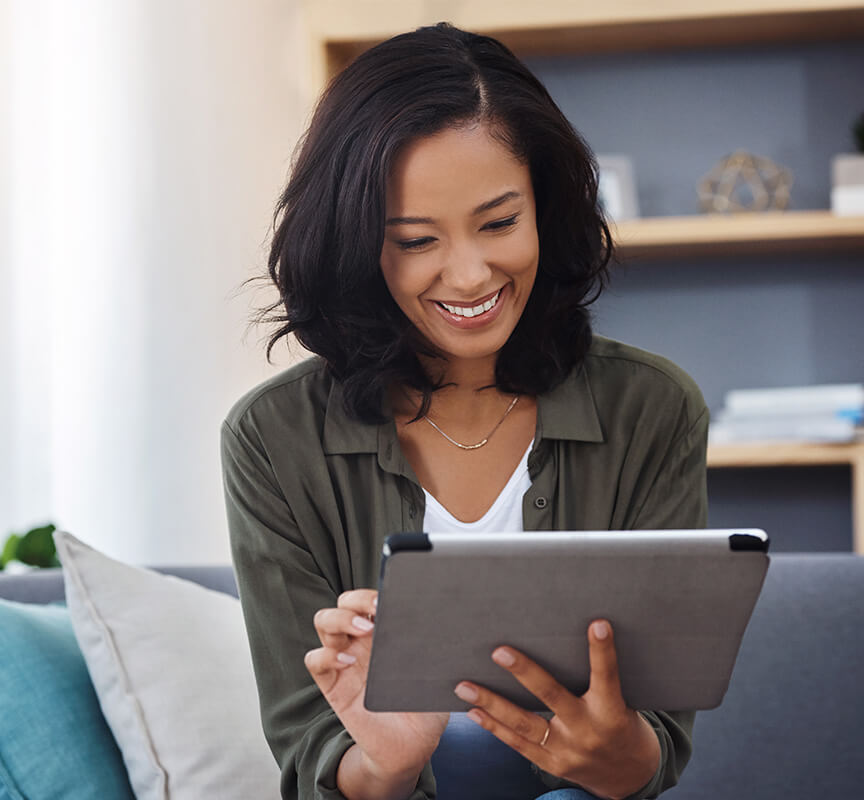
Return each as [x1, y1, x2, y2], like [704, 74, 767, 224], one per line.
[422, 441, 533, 533]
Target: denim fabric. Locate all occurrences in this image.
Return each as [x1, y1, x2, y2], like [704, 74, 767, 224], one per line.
[432, 713, 605, 800]
[431, 713, 549, 799]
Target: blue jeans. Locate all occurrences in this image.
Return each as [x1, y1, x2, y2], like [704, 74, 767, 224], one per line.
[432, 713, 602, 799]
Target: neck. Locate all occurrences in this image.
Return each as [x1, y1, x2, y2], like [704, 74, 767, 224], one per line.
[392, 353, 508, 424]
[419, 352, 498, 393]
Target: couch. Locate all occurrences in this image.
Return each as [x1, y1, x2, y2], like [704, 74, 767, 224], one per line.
[1, 550, 862, 799]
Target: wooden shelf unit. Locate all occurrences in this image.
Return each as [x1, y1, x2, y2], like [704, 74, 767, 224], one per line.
[306, 1, 864, 88]
[612, 211, 864, 259]
[708, 442, 864, 553]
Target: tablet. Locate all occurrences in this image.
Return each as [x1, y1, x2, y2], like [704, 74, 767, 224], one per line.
[365, 529, 769, 713]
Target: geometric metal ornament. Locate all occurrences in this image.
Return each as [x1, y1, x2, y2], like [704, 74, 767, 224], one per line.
[698, 150, 793, 213]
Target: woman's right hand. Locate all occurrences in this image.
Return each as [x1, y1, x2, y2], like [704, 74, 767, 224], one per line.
[304, 589, 449, 798]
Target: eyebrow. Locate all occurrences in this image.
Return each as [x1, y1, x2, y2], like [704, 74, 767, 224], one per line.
[384, 190, 522, 226]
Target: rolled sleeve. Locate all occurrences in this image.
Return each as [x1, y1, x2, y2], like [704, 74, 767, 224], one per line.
[221, 421, 441, 799]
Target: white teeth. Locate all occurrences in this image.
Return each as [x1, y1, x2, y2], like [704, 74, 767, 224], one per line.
[440, 289, 501, 318]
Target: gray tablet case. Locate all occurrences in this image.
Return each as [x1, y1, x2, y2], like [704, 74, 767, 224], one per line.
[365, 529, 769, 712]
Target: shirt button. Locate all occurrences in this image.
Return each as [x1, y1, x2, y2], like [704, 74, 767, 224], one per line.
[409, 505, 417, 518]
[534, 496, 548, 509]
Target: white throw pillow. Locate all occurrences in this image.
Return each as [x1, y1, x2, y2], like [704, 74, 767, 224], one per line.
[53, 531, 281, 800]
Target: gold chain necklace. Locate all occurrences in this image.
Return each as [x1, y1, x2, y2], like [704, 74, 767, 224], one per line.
[423, 395, 519, 450]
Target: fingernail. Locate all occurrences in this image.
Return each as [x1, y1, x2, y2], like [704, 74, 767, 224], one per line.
[454, 683, 478, 703]
[466, 709, 483, 725]
[373, 596, 378, 611]
[492, 648, 516, 667]
[592, 621, 609, 640]
[337, 652, 357, 664]
[352, 615, 374, 632]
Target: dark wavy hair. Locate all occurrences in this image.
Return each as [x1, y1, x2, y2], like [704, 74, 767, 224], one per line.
[264, 22, 612, 423]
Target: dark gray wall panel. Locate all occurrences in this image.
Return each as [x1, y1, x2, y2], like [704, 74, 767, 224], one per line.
[527, 43, 864, 216]
[526, 43, 864, 551]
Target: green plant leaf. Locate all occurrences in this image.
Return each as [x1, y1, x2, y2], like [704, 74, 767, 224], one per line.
[1, 533, 21, 569]
[15, 524, 59, 568]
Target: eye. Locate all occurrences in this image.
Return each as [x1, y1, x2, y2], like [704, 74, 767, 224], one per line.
[396, 237, 436, 252]
[483, 213, 519, 231]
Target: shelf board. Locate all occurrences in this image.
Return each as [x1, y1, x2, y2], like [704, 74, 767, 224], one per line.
[709, 440, 864, 553]
[311, 1, 864, 83]
[612, 211, 864, 259]
[707, 441, 864, 468]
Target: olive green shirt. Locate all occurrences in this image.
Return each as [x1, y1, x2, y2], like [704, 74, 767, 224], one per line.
[221, 336, 709, 800]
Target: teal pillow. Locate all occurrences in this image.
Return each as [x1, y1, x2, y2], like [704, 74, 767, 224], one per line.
[0, 598, 135, 800]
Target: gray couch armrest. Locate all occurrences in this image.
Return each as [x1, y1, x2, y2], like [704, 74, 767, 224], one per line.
[0, 565, 237, 604]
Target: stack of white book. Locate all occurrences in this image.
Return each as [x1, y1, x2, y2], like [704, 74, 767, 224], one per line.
[709, 384, 864, 444]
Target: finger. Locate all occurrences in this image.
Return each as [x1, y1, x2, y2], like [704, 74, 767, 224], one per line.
[489, 646, 580, 719]
[313, 607, 375, 649]
[454, 680, 549, 744]
[464, 706, 562, 772]
[303, 646, 357, 677]
[586, 620, 627, 714]
[336, 589, 378, 618]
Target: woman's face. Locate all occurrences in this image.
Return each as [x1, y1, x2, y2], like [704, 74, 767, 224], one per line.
[380, 123, 539, 366]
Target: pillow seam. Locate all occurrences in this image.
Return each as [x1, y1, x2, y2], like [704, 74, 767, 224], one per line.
[61, 543, 170, 800]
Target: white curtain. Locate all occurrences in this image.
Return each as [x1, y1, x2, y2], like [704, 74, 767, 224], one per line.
[2, 0, 308, 563]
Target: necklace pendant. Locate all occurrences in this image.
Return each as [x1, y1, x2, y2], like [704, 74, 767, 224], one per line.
[457, 438, 488, 451]
[423, 395, 519, 451]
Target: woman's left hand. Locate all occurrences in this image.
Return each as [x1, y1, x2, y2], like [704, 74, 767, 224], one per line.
[453, 620, 660, 800]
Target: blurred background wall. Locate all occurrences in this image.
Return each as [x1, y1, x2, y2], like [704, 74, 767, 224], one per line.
[1, 2, 12, 558]
[3, 0, 308, 563]
[3, 2, 861, 563]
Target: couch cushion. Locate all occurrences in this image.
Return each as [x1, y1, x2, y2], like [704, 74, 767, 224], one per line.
[0, 598, 135, 800]
[666, 553, 864, 800]
[53, 531, 281, 800]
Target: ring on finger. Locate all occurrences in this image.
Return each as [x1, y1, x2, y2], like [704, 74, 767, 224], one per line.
[539, 720, 551, 748]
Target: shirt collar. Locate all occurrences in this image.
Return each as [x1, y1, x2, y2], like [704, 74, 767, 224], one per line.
[322, 362, 604, 456]
[536, 363, 605, 443]
[322, 379, 381, 455]
[322, 379, 412, 479]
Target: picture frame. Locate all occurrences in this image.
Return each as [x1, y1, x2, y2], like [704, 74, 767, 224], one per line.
[597, 155, 640, 222]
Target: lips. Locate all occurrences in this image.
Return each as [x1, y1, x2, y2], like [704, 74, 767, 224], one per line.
[435, 288, 502, 318]
[430, 285, 509, 329]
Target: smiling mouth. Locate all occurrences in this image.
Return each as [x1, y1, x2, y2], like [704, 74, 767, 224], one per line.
[436, 289, 502, 319]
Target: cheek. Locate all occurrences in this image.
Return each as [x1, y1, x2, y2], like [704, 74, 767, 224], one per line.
[379, 253, 408, 298]
[379, 252, 433, 309]
[493, 229, 540, 278]
[379, 255, 397, 297]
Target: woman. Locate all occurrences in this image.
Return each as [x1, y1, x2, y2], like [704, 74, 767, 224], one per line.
[222, 22, 707, 800]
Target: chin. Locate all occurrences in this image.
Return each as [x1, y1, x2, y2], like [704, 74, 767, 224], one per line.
[437, 337, 512, 363]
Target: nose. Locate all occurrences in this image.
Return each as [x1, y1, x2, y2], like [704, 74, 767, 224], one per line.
[440, 240, 493, 297]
